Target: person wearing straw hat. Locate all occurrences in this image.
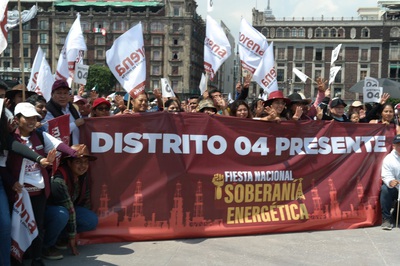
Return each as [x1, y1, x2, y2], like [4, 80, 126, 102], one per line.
[263, 90, 291, 121]
[5, 83, 36, 114]
[380, 135, 400, 230]
[44, 144, 98, 257]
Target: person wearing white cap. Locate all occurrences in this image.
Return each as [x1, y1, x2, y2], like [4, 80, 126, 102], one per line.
[6, 102, 78, 264]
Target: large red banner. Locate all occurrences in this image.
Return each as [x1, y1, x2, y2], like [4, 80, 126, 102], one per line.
[79, 112, 393, 244]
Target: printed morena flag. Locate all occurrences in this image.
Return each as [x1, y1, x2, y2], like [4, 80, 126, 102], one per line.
[330, 44, 342, 66]
[106, 22, 146, 99]
[238, 18, 268, 74]
[55, 13, 87, 81]
[252, 42, 278, 93]
[329, 66, 341, 86]
[204, 15, 231, 81]
[293, 68, 309, 83]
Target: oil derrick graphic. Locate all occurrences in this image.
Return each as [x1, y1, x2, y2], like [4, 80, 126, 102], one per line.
[328, 178, 341, 218]
[192, 180, 204, 224]
[170, 182, 184, 228]
[132, 179, 145, 225]
[98, 184, 110, 217]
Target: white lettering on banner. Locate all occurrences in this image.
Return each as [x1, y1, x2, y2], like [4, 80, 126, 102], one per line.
[238, 33, 265, 57]
[91, 133, 388, 156]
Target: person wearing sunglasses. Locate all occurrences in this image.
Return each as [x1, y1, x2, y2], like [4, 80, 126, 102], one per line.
[90, 98, 111, 118]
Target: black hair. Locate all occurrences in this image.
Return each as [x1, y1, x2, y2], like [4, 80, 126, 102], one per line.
[26, 94, 47, 105]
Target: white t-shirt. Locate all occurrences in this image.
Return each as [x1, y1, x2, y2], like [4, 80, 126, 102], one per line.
[381, 149, 400, 188]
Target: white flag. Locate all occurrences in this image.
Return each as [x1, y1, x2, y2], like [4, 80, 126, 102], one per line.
[252, 42, 278, 93]
[106, 22, 146, 98]
[207, 0, 214, 12]
[55, 13, 87, 81]
[35, 57, 55, 102]
[238, 18, 268, 74]
[227, 92, 233, 104]
[161, 78, 175, 98]
[204, 15, 231, 80]
[27, 47, 44, 91]
[329, 66, 341, 85]
[330, 44, 342, 66]
[0, 0, 8, 55]
[364, 77, 379, 88]
[293, 68, 309, 83]
[199, 73, 206, 95]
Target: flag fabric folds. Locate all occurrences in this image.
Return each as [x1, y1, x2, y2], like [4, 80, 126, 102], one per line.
[199, 73, 206, 95]
[27, 47, 45, 91]
[55, 13, 87, 81]
[331, 44, 342, 66]
[161, 78, 176, 98]
[0, 0, 8, 55]
[106, 22, 146, 98]
[329, 66, 341, 86]
[252, 42, 278, 94]
[238, 18, 268, 74]
[204, 15, 231, 81]
[35, 57, 55, 102]
[293, 68, 309, 83]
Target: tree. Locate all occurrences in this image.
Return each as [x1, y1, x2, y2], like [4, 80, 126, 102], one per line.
[85, 64, 117, 96]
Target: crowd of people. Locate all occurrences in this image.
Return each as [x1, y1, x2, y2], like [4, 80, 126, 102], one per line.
[1, 75, 400, 265]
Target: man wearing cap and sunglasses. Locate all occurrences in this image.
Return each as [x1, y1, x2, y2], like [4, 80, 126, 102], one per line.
[42, 80, 85, 145]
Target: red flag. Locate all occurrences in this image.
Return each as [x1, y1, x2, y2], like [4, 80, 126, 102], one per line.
[48, 114, 70, 174]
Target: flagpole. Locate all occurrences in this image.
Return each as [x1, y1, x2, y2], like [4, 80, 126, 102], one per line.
[205, 73, 209, 96]
[18, 0, 26, 100]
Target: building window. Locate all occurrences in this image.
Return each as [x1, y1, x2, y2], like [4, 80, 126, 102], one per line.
[23, 47, 29, 57]
[334, 69, 342, 83]
[284, 28, 290, 37]
[323, 28, 329, 37]
[315, 48, 323, 61]
[81, 21, 90, 32]
[3, 61, 10, 68]
[172, 23, 181, 32]
[59, 36, 66, 45]
[173, 6, 180, 16]
[173, 38, 179, 45]
[390, 62, 400, 82]
[3, 47, 10, 57]
[113, 21, 126, 31]
[360, 49, 369, 61]
[291, 28, 297, 37]
[151, 22, 163, 33]
[23, 33, 29, 43]
[59, 22, 66, 32]
[22, 22, 30, 30]
[390, 44, 400, 60]
[39, 33, 48, 44]
[295, 48, 303, 60]
[298, 28, 305, 38]
[153, 50, 161, 60]
[277, 69, 285, 82]
[152, 80, 160, 89]
[24, 61, 30, 69]
[314, 69, 322, 80]
[153, 36, 162, 45]
[359, 70, 368, 80]
[276, 28, 283, 38]
[41, 48, 47, 57]
[172, 80, 179, 91]
[338, 28, 345, 38]
[361, 27, 370, 38]
[315, 28, 322, 38]
[261, 27, 269, 38]
[172, 52, 179, 60]
[333, 88, 342, 98]
[96, 49, 104, 59]
[277, 48, 285, 60]
[152, 65, 161, 75]
[330, 28, 337, 37]
[7, 33, 11, 42]
[172, 66, 179, 75]
[38, 20, 48, 30]
[96, 36, 105, 45]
